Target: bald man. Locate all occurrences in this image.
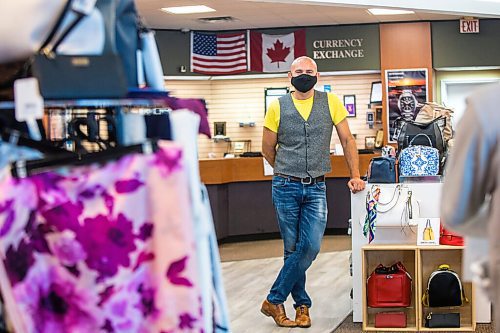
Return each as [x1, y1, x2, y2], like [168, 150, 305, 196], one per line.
[261, 56, 364, 328]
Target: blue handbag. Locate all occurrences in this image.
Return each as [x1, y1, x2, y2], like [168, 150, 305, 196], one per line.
[399, 134, 440, 177]
[367, 157, 398, 183]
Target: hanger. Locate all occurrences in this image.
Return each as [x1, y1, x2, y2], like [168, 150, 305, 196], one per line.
[67, 112, 117, 153]
[0, 127, 77, 157]
[11, 140, 158, 178]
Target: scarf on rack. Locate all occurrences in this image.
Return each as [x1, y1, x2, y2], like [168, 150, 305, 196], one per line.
[363, 186, 380, 243]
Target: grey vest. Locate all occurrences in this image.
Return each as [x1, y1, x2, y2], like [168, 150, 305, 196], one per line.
[274, 90, 334, 178]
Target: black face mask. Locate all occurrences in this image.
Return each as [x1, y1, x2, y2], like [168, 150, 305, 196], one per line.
[291, 74, 317, 93]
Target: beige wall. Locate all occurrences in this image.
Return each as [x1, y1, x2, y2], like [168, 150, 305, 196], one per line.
[434, 69, 500, 103]
[165, 73, 382, 159]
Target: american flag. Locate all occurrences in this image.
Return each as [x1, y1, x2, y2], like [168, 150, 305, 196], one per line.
[191, 32, 248, 75]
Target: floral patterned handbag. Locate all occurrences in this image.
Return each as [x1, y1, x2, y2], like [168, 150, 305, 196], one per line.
[399, 134, 440, 177]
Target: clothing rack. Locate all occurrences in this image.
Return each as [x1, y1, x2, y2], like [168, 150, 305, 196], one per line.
[1, 98, 171, 153]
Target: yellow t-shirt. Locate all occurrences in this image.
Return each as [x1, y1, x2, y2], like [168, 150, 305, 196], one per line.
[264, 92, 348, 133]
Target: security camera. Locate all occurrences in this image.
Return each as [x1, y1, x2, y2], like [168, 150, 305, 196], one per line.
[180, 28, 190, 33]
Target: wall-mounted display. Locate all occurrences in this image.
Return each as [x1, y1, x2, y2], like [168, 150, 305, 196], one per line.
[385, 69, 428, 142]
[370, 81, 382, 104]
[264, 87, 289, 114]
[214, 121, 226, 136]
[365, 136, 375, 150]
[343, 94, 356, 117]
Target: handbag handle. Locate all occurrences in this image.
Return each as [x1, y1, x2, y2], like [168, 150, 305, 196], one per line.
[370, 184, 400, 206]
[425, 219, 431, 228]
[408, 133, 433, 147]
[38, 0, 74, 52]
[369, 185, 403, 213]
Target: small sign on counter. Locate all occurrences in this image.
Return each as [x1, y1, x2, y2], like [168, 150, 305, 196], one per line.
[417, 218, 440, 246]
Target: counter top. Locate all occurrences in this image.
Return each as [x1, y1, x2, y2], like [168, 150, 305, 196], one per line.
[199, 154, 378, 185]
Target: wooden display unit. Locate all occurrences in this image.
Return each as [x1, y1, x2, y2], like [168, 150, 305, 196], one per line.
[418, 246, 475, 332]
[362, 244, 475, 332]
[362, 245, 419, 331]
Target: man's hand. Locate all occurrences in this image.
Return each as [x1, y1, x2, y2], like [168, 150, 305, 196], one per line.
[348, 177, 365, 193]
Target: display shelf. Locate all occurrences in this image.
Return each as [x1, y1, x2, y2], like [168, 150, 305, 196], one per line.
[0, 98, 168, 110]
[419, 248, 475, 331]
[362, 246, 419, 331]
[361, 244, 476, 331]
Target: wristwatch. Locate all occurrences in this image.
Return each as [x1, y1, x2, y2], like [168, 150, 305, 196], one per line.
[397, 89, 417, 119]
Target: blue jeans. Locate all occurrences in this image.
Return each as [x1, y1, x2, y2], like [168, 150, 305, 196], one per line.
[267, 175, 328, 308]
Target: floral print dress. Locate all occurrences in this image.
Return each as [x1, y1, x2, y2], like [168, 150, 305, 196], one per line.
[0, 143, 203, 333]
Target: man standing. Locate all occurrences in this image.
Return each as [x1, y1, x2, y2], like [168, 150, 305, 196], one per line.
[261, 56, 365, 328]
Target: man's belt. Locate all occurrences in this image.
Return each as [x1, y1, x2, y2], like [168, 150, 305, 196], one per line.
[275, 173, 325, 185]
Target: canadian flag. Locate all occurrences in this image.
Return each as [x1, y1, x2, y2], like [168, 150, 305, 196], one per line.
[250, 29, 306, 73]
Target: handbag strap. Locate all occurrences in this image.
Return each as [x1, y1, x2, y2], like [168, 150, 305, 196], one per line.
[395, 261, 413, 281]
[40, 0, 99, 55]
[38, 0, 74, 52]
[425, 219, 431, 228]
[49, 13, 87, 54]
[370, 185, 402, 213]
[408, 133, 433, 147]
[0, 0, 76, 90]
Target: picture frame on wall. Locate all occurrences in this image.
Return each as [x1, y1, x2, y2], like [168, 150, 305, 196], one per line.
[365, 136, 376, 150]
[264, 87, 289, 114]
[385, 68, 428, 142]
[343, 94, 356, 117]
[214, 122, 226, 137]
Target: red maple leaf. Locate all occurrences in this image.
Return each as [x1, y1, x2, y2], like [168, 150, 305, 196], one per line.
[266, 40, 290, 68]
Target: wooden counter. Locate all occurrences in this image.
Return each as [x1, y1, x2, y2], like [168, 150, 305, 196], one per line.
[199, 153, 378, 185]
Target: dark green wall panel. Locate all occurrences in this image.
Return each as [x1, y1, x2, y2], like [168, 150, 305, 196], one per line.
[432, 19, 500, 68]
[306, 24, 380, 71]
[155, 24, 381, 76]
[155, 30, 193, 76]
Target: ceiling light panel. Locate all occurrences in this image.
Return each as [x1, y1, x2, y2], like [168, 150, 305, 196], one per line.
[161, 5, 216, 14]
[368, 8, 415, 15]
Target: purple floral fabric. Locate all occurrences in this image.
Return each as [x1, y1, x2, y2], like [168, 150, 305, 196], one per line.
[0, 143, 202, 333]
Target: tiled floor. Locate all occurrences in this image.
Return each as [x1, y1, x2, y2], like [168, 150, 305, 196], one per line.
[219, 234, 351, 262]
[218, 235, 495, 332]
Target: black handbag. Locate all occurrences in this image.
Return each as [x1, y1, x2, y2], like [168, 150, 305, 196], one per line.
[425, 312, 460, 328]
[393, 117, 446, 155]
[31, 53, 127, 99]
[422, 264, 467, 307]
[367, 157, 398, 183]
[0, 0, 128, 100]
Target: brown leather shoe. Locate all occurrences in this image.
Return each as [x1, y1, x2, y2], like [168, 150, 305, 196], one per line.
[295, 305, 311, 328]
[260, 300, 297, 327]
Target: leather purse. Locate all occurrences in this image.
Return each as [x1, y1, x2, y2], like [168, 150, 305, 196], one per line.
[374, 312, 407, 328]
[440, 226, 464, 246]
[425, 312, 460, 328]
[367, 261, 412, 308]
[367, 157, 398, 183]
[393, 116, 446, 155]
[32, 53, 127, 99]
[0, 0, 128, 100]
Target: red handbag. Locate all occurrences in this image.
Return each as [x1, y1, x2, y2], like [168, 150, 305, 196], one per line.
[375, 311, 407, 328]
[439, 226, 464, 246]
[367, 261, 412, 307]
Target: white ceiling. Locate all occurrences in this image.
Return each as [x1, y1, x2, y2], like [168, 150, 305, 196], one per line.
[137, 0, 500, 31]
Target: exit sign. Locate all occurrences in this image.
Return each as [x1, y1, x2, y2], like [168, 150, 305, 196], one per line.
[460, 19, 480, 33]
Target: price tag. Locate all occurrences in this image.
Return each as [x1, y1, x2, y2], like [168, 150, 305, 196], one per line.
[14, 78, 44, 140]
